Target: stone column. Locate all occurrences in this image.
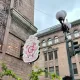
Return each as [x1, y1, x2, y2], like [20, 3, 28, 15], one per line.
[0, 1, 7, 50]
[2, 0, 14, 59]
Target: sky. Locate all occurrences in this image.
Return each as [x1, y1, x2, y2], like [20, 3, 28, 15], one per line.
[34, 0, 80, 32]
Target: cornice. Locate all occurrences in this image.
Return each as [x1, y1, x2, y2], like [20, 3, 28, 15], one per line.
[10, 8, 37, 33]
[37, 19, 80, 38]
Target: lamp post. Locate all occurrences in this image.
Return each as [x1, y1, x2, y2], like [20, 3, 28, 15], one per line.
[56, 10, 74, 80]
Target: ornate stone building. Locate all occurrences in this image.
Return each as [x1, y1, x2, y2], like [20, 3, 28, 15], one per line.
[0, 0, 37, 80]
[33, 19, 80, 80]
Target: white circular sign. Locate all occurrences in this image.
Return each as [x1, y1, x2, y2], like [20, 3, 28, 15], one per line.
[23, 35, 39, 63]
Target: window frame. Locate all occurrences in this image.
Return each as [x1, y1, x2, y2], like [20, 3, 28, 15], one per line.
[67, 32, 71, 39]
[54, 50, 58, 59]
[42, 40, 46, 47]
[48, 38, 52, 45]
[0, 43, 2, 50]
[54, 36, 59, 43]
[20, 44, 24, 59]
[74, 30, 79, 38]
[48, 52, 53, 60]
[72, 63, 78, 74]
[44, 53, 47, 61]
[55, 66, 59, 75]
[49, 66, 54, 73]
[45, 68, 48, 78]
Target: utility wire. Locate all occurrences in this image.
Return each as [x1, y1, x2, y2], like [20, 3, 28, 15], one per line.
[16, 2, 54, 18]
[34, 8, 53, 18]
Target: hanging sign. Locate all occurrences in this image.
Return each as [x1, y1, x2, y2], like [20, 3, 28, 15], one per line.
[23, 35, 39, 63]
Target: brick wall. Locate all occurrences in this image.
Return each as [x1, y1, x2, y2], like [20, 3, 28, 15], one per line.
[0, 0, 35, 80]
[6, 33, 21, 58]
[5, 20, 33, 80]
[14, 0, 34, 23]
[2, 54, 32, 80]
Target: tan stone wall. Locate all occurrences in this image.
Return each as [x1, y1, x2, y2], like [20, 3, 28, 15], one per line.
[53, 43, 70, 77]
[33, 25, 80, 80]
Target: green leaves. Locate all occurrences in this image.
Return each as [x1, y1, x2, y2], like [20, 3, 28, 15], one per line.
[29, 69, 45, 80]
[1, 63, 7, 71]
[49, 72, 62, 80]
[29, 67, 62, 80]
[0, 63, 22, 80]
[0, 62, 62, 80]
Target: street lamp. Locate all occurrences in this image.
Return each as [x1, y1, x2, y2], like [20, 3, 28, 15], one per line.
[56, 10, 67, 22]
[56, 10, 74, 80]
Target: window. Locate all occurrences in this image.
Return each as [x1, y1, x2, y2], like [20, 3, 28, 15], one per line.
[54, 37, 59, 43]
[14, 0, 18, 8]
[45, 68, 48, 78]
[74, 30, 79, 38]
[0, 44, 2, 50]
[49, 67, 54, 74]
[48, 38, 52, 45]
[42, 40, 46, 47]
[67, 33, 71, 39]
[72, 63, 78, 74]
[20, 44, 23, 59]
[55, 66, 59, 75]
[48, 52, 53, 60]
[14, 0, 23, 8]
[54, 50, 58, 59]
[44, 53, 47, 61]
[19, 0, 23, 6]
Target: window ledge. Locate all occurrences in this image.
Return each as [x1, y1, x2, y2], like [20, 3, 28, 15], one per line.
[74, 36, 80, 39]
[74, 74, 78, 76]
[5, 53, 23, 61]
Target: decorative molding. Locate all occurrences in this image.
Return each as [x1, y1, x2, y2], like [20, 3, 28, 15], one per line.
[11, 8, 37, 33]
[43, 46, 58, 53]
[9, 32, 25, 42]
[37, 19, 80, 38]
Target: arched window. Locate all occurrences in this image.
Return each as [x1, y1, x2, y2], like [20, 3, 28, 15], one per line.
[42, 40, 46, 47]
[54, 36, 59, 43]
[74, 30, 79, 38]
[67, 32, 71, 39]
[48, 38, 52, 45]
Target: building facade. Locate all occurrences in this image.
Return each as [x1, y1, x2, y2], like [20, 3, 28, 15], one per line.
[0, 0, 37, 80]
[33, 19, 80, 80]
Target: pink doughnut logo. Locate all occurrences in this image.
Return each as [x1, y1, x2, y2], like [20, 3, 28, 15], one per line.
[28, 42, 37, 53]
[25, 42, 37, 57]
[23, 35, 39, 63]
